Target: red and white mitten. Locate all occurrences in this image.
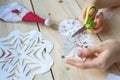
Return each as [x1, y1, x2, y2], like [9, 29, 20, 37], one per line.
[0, 2, 51, 26]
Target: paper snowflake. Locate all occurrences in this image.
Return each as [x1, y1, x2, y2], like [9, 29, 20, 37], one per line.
[0, 30, 53, 80]
[59, 19, 93, 61]
[59, 19, 82, 37]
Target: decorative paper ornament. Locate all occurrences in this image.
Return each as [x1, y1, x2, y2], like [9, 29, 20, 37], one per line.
[59, 19, 93, 61]
[0, 2, 51, 26]
[0, 30, 54, 80]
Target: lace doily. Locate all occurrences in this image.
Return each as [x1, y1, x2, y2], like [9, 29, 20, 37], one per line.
[0, 30, 53, 80]
[59, 19, 93, 61]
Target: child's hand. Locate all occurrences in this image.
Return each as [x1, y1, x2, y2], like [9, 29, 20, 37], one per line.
[78, 0, 104, 33]
[66, 39, 120, 71]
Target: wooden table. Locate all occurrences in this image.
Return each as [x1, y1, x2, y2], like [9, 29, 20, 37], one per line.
[0, 0, 120, 80]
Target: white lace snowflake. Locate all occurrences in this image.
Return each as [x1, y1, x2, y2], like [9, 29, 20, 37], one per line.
[0, 30, 53, 80]
[59, 19, 93, 61]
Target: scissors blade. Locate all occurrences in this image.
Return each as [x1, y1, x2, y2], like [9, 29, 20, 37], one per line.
[72, 25, 87, 37]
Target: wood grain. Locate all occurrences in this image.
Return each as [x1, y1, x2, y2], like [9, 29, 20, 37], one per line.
[0, 0, 120, 80]
[32, 0, 120, 80]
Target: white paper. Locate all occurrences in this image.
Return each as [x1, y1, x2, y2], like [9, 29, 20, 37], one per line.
[59, 19, 82, 37]
[59, 19, 93, 61]
[106, 73, 120, 80]
[0, 30, 54, 80]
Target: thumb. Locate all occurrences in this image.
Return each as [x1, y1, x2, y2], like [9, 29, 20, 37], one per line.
[77, 46, 101, 57]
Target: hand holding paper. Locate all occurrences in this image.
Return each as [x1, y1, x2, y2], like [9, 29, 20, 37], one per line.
[66, 39, 120, 70]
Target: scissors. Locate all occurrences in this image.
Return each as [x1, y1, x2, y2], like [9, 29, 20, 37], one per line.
[72, 4, 97, 37]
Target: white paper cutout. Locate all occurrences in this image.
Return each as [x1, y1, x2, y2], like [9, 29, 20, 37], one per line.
[59, 19, 82, 37]
[59, 19, 93, 61]
[106, 73, 120, 80]
[0, 30, 53, 80]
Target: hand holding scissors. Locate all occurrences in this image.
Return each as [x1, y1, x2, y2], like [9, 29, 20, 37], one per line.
[72, 4, 103, 37]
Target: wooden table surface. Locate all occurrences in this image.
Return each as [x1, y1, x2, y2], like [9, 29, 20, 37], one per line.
[1, 0, 120, 80]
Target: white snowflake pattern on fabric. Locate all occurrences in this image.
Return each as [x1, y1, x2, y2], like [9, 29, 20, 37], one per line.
[0, 30, 54, 80]
[59, 19, 93, 61]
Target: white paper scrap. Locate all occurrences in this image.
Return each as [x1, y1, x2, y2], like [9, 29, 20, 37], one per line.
[106, 73, 120, 80]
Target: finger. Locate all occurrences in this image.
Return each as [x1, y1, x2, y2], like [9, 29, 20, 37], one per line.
[79, 8, 96, 23]
[66, 58, 99, 69]
[99, 12, 104, 18]
[94, 12, 104, 29]
[94, 17, 103, 29]
[66, 59, 86, 68]
[79, 59, 101, 69]
[95, 12, 104, 19]
[77, 46, 101, 57]
[89, 24, 103, 34]
[87, 16, 104, 33]
[89, 8, 96, 16]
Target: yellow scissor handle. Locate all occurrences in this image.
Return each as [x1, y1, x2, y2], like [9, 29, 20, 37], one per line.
[84, 4, 97, 30]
